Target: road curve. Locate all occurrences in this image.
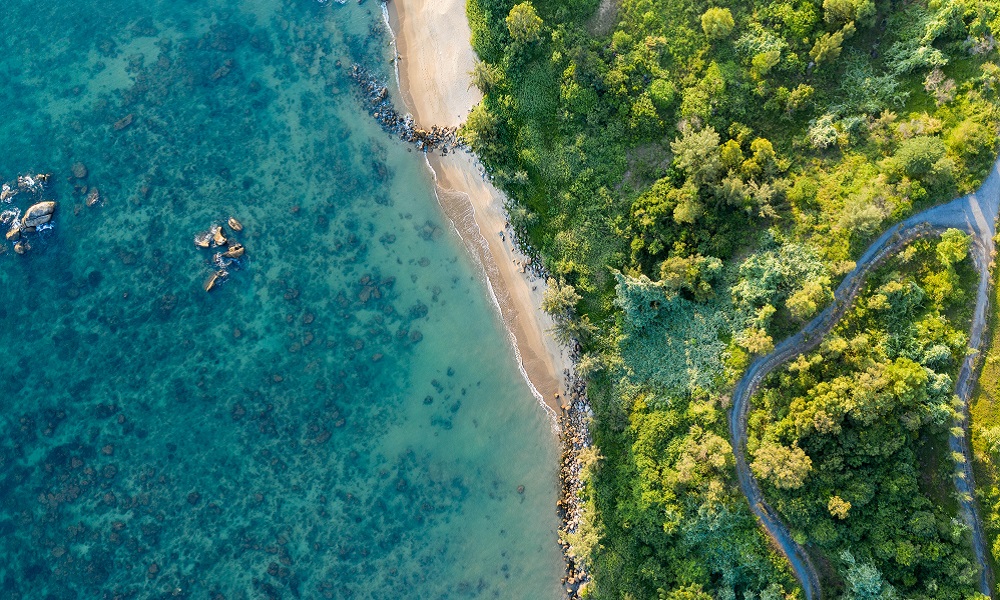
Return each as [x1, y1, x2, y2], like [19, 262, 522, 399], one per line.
[729, 158, 1000, 600]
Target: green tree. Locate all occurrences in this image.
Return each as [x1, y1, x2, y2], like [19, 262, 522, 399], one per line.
[630, 92, 663, 134]
[824, 0, 856, 24]
[542, 278, 582, 316]
[470, 60, 502, 93]
[701, 7, 735, 39]
[751, 50, 781, 79]
[737, 326, 775, 354]
[786, 276, 833, 321]
[936, 228, 971, 267]
[829, 495, 852, 519]
[810, 23, 854, 65]
[649, 78, 677, 110]
[841, 551, 898, 600]
[670, 125, 721, 184]
[659, 253, 723, 300]
[660, 583, 713, 600]
[887, 135, 947, 179]
[751, 441, 812, 489]
[459, 103, 498, 151]
[823, 0, 872, 26]
[506, 2, 543, 43]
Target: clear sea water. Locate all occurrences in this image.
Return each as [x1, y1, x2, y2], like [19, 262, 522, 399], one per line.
[0, 1, 564, 598]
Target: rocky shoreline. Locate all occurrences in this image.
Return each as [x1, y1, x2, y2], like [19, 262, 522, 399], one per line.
[556, 358, 593, 598]
[511, 218, 593, 598]
[496, 213, 595, 598]
[349, 64, 463, 155]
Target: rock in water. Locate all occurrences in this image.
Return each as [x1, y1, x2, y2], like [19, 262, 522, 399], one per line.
[211, 225, 227, 246]
[223, 243, 244, 258]
[5, 223, 20, 241]
[194, 231, 212, 248]
[86, 188, 100, 207]
[13, 241, 27, 255]
[204, 270, 227, 292]
[21, 201, 56, 228]
[71, 162, 88, 179]
[227, 216, 243, 231]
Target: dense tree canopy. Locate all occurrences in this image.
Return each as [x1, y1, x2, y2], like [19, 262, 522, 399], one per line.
[460, 0, 1000, 594]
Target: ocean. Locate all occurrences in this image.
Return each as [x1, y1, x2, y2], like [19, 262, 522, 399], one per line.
[0, 0, 565, 597]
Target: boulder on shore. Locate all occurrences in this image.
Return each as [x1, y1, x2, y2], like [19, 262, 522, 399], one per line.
[21, 201, 56, 228]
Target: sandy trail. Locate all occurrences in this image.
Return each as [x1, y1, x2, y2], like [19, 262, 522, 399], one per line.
[386, 0, 572, 412]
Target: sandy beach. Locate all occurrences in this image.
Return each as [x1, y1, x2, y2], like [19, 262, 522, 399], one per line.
[385, 0, 571, 413]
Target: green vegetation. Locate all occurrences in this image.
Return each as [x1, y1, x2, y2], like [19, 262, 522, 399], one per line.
[748, 233, 979, 597]
[971, 251, 1000, 574]
[461, 0, 1000, 594]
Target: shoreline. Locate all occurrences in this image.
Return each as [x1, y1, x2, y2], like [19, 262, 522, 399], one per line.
[383, 0, 571, 414]
[379, 1, 594, 596]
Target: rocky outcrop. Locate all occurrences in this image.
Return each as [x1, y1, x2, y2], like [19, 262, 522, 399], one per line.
[194, 218, 248, 291]
[21, 201, 56, 228]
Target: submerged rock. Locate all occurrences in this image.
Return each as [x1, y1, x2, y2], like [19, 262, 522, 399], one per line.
[21, 201, 56, 228]
[5, 223, 20, 241]
[194, 231, 211, 248]
[204, 270, 227, 292]
[113, 113, 134, 131]
[86, 188, 100, 207]
[71, 162, 88, 179]
[228, 216, 243, 231]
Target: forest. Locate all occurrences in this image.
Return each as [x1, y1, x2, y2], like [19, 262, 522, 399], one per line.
[749, 232, 978, 597]
[459, 0, 1000, 595]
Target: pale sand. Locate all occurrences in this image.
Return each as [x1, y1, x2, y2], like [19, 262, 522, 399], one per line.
[386, 0, 571, 413]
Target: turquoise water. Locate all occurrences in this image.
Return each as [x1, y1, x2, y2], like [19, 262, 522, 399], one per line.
[0, 1, 564, 597]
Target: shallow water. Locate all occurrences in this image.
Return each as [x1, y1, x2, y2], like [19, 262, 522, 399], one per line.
[0, 1, 564, 598]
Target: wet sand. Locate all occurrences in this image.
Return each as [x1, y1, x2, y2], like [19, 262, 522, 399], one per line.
[386, 0, 571, 413]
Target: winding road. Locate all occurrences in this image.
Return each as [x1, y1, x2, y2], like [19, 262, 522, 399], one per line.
[729, 158, 1000, 600]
